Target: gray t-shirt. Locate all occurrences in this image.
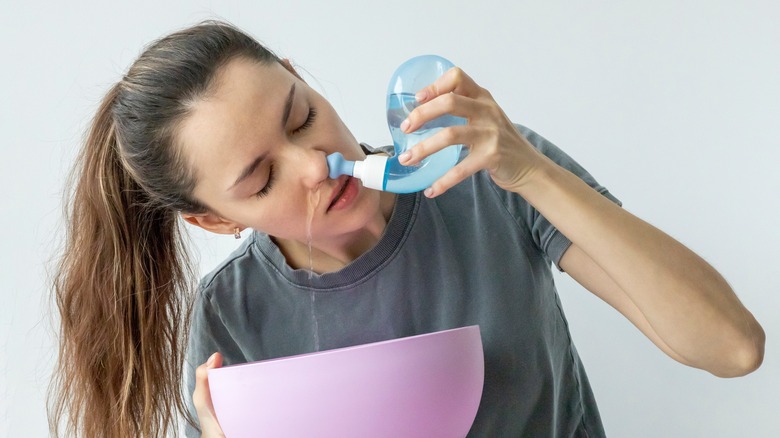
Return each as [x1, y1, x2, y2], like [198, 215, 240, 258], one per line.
[184, 124, 620, 437]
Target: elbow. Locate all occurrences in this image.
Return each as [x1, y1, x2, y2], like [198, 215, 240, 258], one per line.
[735, 325, 766, 376]
[711, 324, 766, 378]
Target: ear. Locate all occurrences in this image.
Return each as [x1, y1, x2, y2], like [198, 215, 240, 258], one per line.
[181, 212, 245, 236]
[280, 58, 305, 81]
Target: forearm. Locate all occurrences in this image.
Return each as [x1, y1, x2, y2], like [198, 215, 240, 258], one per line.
[396, 64, 762, 375]
[514, 155, 765, 377]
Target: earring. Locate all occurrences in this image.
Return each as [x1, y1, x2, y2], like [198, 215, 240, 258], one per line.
[234, 227, 241, 239]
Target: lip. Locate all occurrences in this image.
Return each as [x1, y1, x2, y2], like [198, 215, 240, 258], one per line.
[327, 175, 358, 212]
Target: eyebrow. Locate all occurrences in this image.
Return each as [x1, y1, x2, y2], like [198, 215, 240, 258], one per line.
[228, 83, 296, 191]
[282, 83, 296, 130]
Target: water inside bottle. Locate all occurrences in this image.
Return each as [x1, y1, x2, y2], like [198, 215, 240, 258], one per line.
[387, 93, 462, 167]
[385, 93, 463, 190]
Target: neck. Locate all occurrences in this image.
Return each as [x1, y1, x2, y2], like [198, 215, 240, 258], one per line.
[276, 191, 396, 273]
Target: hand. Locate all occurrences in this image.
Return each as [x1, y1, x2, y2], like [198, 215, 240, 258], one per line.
[192, 352, 226, 437]
[397, 67, 545, 197]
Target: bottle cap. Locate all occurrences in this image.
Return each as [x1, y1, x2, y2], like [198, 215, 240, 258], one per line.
[352, 155, 388, 191]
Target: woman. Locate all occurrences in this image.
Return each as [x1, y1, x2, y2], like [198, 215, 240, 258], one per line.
[51, 21, 764, 437]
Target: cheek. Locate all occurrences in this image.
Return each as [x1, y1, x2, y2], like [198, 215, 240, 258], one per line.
[240, 198, 310, 238]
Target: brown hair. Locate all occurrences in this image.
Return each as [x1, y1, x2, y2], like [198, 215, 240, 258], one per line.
[49, 21, 279, 437]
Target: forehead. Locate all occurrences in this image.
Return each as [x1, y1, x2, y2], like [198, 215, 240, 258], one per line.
[177, 58, 295, 186]
[182, 57, 293, 148]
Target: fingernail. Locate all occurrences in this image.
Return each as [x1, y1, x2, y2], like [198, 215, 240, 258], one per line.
[399, 151, 411, 163]
[207, 353, 217, 367]
[415, 90, 427, 102]
[400, 118, 410, 132]
[424, 187, 434, 198]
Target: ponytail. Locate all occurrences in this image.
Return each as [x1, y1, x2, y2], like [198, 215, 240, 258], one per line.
[50, 20, 281, 436]
[50, 84, 195, 437]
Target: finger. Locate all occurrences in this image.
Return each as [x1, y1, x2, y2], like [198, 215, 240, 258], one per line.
[415, 67, 482, 103]
[193, 353, 218, 411]
[401, 93, 480, 134]
[425, 152, 487, 198]
[193, 352, 226, 437]
[399, 125, 480, 166]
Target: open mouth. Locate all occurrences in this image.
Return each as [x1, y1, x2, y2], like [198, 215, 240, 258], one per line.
[327, 176, 351, 211]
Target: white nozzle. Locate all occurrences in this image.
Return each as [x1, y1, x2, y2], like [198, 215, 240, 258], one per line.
[352, 155, 388, 191]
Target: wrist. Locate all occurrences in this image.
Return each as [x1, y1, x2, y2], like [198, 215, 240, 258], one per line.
[501, 152, 559, 197]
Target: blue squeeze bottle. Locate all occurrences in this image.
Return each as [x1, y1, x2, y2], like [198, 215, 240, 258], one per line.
[326, 55, 467, 193]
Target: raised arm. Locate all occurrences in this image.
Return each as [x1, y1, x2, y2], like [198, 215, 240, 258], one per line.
[397, 66, 765, 377]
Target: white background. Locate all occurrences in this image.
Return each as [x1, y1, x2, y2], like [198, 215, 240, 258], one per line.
[1, 0, 778, 436]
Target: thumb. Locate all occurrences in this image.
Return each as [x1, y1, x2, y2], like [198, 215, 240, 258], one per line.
[193, 352, 226, 437]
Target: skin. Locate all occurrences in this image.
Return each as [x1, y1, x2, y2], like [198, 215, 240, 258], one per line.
[180, 58, 396, 272]
[181, 57, 765, 436]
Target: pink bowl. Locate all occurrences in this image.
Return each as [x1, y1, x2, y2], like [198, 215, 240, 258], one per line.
[208, 325, 484, 438]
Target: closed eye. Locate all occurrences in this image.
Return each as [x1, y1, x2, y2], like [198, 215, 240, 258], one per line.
[254, 108, 316, 199]
[254, 163, 275, 199]
[292, 107, 317, 135]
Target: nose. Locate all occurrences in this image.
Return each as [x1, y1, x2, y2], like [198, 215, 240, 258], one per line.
[289, 146, 329, 189]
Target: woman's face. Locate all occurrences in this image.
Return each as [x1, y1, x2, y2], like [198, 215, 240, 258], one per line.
[178, 57, 387, 247]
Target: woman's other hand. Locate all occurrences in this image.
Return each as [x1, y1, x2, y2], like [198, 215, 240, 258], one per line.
[396, 66, 545, 197]
[193, 352, 227, 437]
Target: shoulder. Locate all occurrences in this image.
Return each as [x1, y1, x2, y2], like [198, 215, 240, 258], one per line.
[513, 122, 622, 206]
[197, 232, 261, 297]
[512, 123, 571, 162]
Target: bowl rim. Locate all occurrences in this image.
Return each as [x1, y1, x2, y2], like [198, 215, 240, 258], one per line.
[209, 324, 481, 372]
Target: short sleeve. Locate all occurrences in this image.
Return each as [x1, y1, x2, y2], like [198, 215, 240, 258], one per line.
[496, 124, 622, 271]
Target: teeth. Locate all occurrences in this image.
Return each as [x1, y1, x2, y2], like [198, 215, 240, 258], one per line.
[329, 178, 349, 210]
